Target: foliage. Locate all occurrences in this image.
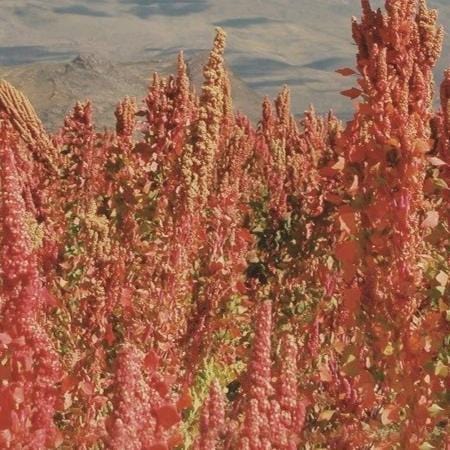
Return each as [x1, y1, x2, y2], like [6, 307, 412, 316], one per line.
[0, 1, 448, 449]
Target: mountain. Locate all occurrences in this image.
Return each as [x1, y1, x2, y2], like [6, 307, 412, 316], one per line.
[0, 52, 262, 131]
[0, 0, 449, 127]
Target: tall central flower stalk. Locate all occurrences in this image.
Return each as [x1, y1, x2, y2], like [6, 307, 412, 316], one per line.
[340, 0, 443, 322]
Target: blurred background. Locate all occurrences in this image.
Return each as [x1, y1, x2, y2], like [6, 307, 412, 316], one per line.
[0, 0, 448, 129]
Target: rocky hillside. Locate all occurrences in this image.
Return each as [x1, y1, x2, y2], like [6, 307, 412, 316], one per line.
[0, 52, 262, 131]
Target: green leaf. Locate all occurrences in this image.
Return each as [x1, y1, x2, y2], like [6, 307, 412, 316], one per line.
[383, 342, 394, 356]
[435, 361, 449, 378]
[318, 410, 335, 421]
[434, 178, 449, 189]
[419, 442, 435, 450]
[428, 403, 444, 417]
[436, 271, 448, 288]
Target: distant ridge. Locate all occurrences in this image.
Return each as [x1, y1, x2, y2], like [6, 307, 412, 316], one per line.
[0, 52, 262, 131]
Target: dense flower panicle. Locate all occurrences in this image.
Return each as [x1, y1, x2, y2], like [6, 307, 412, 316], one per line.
[277, 335, 299, 423]
[63, 101, 94, 144]
[0, 121, 62, 448]
[254, 89, 339, 225]
[247, 301, 273, 402]
[109, 343, 181, 449]
[236, 304, 310, 449]
[435, 70, 450, 228]
[217, 118, 255, 197]
[145, 72, 183, 160]
[342, 0, 443, 322]
[0, 88, 57, 226]
[109, 344, 154, 449]
[200, 28, 230, 122]
[183, 179, 252, 381]
[176, 51, 191, 109]
[172, 52, 197, 154]
[115, 96, 137, 139]
[0, 125, 37, 297]
[60, 100, 103, 198]
[0, 79, 57, 169]
[238, 301, 273, 449]
[195, 380, 225, 450]
[192, 27, 232, 207]
[325, 4, 449, 446]
[274, 335, 308, 448]
[274, 86, 292, 133]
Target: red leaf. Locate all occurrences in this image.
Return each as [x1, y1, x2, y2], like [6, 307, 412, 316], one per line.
[167, 432, 184, 448]
[149, 443, 168, 450]
[0, 363, 11, 380]
[41, 287, 59, 307]
[79, 380, 94, 396]
[319, 157, 345, 177]
[341, 87, 362, 99]
[164, 374, 177, 386]
[0, 397, 14, 428]
[324, 193, 343, 205]
[342, 287, 361, 313]
[338, 205, 357, 234]
[155, 404, 180, 430]
[145, 350, 160, 372]
[236, 228, 253, 243]
[61, 375, 78, 393]
[319, 166, 336, 177]
[335, 240, 360, 264]
[105, 323, 115, 346]
[208, 261, 224, 274]
[53, 430, 64, 448]
[154, 379, 169, 397]
[13, 336, 26, 346]
[133, 142, 152, 158]
[176, 388, 192, 411]
[336, 67, 356, 76]
[358, 103, 372, 114]
[235, 280, 248, 294]
[229, 324, 241, 338]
